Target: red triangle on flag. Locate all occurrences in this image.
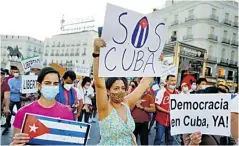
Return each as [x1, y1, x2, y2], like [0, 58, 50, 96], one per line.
[22, 114, 50, 138]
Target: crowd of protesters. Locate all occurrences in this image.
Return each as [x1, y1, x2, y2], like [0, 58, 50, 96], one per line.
[0, 38, 238, 145]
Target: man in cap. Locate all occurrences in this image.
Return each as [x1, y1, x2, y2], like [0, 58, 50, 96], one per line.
[28, 63, 42, 75]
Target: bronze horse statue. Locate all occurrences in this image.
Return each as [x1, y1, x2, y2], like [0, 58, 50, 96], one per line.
[7, 46, 24, 60]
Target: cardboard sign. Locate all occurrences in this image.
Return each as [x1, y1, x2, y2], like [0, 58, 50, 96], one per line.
[170, 94, 231, 136]
[50, 63, 66, 78]
[21, 56, 41, 73]
[21, 75, 38, 93]
[21, 113, 90, 145]
[75, 63, 91, 76]
[99, 4, 168, 77]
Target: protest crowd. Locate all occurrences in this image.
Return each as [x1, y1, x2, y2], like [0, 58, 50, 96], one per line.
[0, 37, 237, 146]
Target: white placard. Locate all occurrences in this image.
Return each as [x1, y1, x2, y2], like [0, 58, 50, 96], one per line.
[170, 94, 231, 136]
[75, 63, 91, 76]
[99, 3, 168, 77]
[21, 56, 41, 73]
[21, 75, 38, 93]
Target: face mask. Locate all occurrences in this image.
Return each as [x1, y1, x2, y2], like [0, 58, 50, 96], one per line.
[109, 91, 126, 103]
[64, 84, 73, 91]
[200, 85, 207, 90]
[84, 85, 89, 89]
[191, 84, 196, 90]
[40, 85, 59, 100]
[168, 84, 176, 90]
[14, 73, 19, 77]
[183, 87, 189, 92]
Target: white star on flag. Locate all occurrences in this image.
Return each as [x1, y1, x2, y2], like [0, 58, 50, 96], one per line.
[29, 124, 39, 133]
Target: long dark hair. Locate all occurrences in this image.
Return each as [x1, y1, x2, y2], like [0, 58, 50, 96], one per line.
[106, 77, 128, 91]
[81, 77, 91, 87]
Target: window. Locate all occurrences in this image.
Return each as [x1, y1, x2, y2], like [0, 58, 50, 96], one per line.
[221, 48, 226, 59]
[208, 45, 213, 55]
[84, 48, 86, 54]
[189, 9, 194, 16]
[225, 13, 229, 19]
[231, 50, 235, 61]
[187, 27, 192, 34]
[174, 14, 178, 20]
[234, 16, 238, 22]
[223, 30, 228, 38]
[82, 60, 85, 64]
[206, 67, 212, 76]
[210, 27, 215, 34]
[76, 60, 78, 63]
[228, 71, 233, 78]
[212, 8, 217, 15]
[233, 33, 237, 40]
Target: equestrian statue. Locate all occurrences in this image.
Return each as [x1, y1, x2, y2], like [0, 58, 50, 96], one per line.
[7, 45, 24, 61]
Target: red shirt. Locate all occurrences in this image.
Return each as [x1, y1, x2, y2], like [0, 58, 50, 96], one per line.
[131, 90, 154, 123]
[155, 87, 178, 127]
[5, 75, 14, 83]
[1, 80, 10, 104]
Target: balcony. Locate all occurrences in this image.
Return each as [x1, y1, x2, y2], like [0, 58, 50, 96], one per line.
[45, 44, 49, 47]
[70, 53, 74, 56]
[171, 20, 179, 26]
[233, 21, 238, 28]
[55, 53, 59, 56]
[66, 44, 70, 47]
[52, 44, 55, 47]
[223, 19, 231, 25]
[61, 44, 65, 47]
[71, 44, 75, 47]
[50, 53, 54, 56]
[221, 38, 230, 44]
[65, 53, 69, 56]
[75, 53, 80, 56]
[231, 40, 238, 46]
[208, 34, 218, 41]
[220, 58, 229, 64]
[57, 43, 60, 47]
[185, 15, 195, 22]
[183, 34, 193, 40]
[207, 55, 217, 63]
[82, 52, 86, 56]
[44, 53, 48, 56]
[76, 43, 81, 46]
[209, 14, 219, 21]
[28, 48, 32, 51]
[229, 60, 238, 66]
[60, 53, 64, 56]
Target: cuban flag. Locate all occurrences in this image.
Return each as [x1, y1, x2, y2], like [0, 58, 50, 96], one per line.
[131, 16, 149, 48]
[21, 113, 90, 145]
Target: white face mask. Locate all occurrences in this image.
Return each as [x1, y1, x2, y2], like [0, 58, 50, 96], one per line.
[183, 87, 189, 92]
[191, 84, 196, 90]
[64, 84, 73, 91]
[14, 73, 19, 77]
[84, 85, 90, 89]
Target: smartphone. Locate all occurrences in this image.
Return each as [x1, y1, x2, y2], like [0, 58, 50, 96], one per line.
[98, 27, 103, 37]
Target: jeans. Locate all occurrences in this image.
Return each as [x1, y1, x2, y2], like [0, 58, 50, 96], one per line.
[154, 121, 174, 145]
[6, 101, 21, 126]
[133, 122, 149, 145]
[78, 109, 91, 123]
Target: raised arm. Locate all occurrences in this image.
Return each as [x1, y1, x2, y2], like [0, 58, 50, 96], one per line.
[125, 77, 153, 109]
[93, 38, 109, 120]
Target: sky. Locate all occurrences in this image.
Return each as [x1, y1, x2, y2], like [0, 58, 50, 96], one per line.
[0, 0, 166, 41]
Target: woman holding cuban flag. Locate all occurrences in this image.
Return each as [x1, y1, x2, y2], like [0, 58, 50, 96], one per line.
[10, 67, 74, 145]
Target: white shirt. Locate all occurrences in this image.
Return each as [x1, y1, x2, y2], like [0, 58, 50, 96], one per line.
[73, 87, 83, 100]
[79, 86, 94, 105]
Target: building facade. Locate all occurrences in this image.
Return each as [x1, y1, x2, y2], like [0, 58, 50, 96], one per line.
[154, 0, 238, 89]
[0, 35, 44, 68]
[42, 30, 98, 70]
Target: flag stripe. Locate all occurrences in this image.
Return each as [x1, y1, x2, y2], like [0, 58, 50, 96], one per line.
[48, 128, 86, 138]
[35, 115, 88, 127]
[136, 27, 145, 48]
[34, 133, 85, 144]
[39, 119, 87, 133]
[29, 138, 82, 145]
[132, 23, 140, 46]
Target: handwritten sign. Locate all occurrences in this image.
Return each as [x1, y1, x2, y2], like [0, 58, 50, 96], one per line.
[170, 94, 231, 136]
[99, 4, 168, 77]
[75, 63, 91, 76]
[21, 75, 38, 93]
[21, 56, 41, 73]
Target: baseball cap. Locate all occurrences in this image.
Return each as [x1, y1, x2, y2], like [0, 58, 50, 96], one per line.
[31, 63, 42, 70]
